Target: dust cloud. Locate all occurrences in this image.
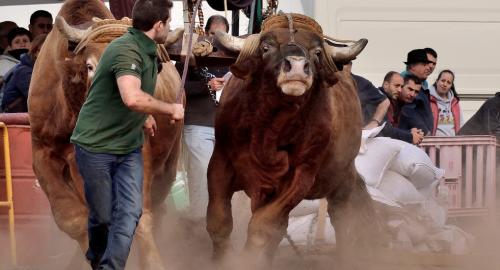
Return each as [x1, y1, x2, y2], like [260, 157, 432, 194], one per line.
[3, 191, 500, 270]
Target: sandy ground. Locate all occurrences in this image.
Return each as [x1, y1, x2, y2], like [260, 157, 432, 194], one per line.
[1, 204, 500, 270]
[1, 142, 497, 270]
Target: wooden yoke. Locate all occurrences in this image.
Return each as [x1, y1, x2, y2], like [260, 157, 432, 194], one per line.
[166, 0, 239, 67]
[167, 34, 239, 67]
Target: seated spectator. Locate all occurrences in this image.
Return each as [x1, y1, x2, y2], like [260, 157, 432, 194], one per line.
[344, 61, 389, 129]
[378, 71, 424, 144]
[0, 21, 18, 54]
[399, 74, 434, 135]
[1, 34, 46, 113]
[29, 10, 53, 38]
[459, 92, 499, 139]
[429, 69, 464, 136]
[0, 27, 32, 78]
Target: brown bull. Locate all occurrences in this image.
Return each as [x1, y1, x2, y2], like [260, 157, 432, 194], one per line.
[207, 13, 379, 266]
[28, 1, 183, 269]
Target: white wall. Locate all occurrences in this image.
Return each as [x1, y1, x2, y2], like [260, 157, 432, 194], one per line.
[310, 0, 500, 120]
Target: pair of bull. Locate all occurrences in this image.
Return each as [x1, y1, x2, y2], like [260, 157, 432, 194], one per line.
[28, 0, 379, 269]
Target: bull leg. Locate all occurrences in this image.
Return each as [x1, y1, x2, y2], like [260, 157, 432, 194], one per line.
[135, 141, 166, 270]
[244, 168, 315, 267]
[32, 147, 88, 254]
[242, 199, 289, 269]
[327, 170, 385, 268]
[206, 148, 235, 263]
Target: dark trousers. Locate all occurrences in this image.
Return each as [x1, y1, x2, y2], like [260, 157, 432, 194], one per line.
[75, 145, 143, 270]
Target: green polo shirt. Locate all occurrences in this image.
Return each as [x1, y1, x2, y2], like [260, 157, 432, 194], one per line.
[70, 27, 158, 154]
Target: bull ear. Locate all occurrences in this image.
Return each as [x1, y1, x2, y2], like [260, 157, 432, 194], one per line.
[229, 34, 260, 80]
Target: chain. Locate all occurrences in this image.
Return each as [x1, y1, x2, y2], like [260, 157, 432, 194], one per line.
[197, 67, 219, 106]
[189, 0, 205, 35]
[197, 1, 205, 35]
[264, 0, 278, 19]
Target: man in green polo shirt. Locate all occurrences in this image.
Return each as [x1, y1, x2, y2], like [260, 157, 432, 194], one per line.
[70, 0, 183, 269]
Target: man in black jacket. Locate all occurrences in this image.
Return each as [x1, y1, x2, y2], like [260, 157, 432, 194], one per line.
[378, 71, 424, 144]
[398, 73, 434, 135]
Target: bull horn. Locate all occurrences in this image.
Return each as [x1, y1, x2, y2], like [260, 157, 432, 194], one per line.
[164, 27, 184, 47]
[55, 16, 91, 43]
[327, 38, 368, 64]
[214, 30, 246, 52]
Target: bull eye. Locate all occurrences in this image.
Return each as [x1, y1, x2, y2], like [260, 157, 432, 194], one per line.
[315, 48, 322, 57]
[86, 63, 93, 72]
[262, 44, 270, 53]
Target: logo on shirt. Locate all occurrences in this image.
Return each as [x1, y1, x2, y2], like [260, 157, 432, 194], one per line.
[131, 63, 136, 70]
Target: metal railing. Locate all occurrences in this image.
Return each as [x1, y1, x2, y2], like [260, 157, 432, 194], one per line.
[420, 135, 498, 225]
[0, 122, 17, 266]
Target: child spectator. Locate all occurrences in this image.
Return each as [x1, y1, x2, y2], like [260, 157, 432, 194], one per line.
[1, 34, 46, 112]
[0, 27, 32, 77]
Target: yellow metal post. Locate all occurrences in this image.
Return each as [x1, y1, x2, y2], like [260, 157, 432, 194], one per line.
[0, 122, 17, 266]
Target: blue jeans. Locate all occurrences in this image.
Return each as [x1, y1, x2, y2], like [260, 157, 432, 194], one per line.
[183, 125, 215, 220]
[74, 145, 143, 270]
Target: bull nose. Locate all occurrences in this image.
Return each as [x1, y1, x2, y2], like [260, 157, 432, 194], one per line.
[284, 56, 310, 76]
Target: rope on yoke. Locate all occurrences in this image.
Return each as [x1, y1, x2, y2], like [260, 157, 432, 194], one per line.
[177, 0, 203, 104]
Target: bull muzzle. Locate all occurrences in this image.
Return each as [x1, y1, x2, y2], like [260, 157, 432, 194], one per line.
[277, 56, 313, 97]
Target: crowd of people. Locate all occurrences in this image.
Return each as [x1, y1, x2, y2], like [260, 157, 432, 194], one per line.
[353, 47, 468, 145]
[0, 10, 52, 112]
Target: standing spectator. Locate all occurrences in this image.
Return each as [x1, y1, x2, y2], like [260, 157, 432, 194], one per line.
[2, 34, 47, 112]
[400, 49, 434, 134]
[0, 27, 32, 79]
[429, 69, 464, 136]
[176, 15, 230, 223]
[70, 1, 183, 269]
[399, 74, 434, 135]
[424, 47, 438, 77]
[29, 10, 53, 38]
[401, 49, 432, 89]
[0, 21, 18, 54]
[378, 71, 424, 144]
[344, 61, 389, 129]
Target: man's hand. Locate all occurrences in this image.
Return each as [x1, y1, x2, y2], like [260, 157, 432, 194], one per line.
[168, 103, 184, 124]
[143, 115, 157, 137]
[411, 128, 424, 145]
[208, 78, 225, 91]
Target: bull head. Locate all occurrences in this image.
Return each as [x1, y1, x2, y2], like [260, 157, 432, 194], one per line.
[215, 25, 366, 97]
[214, 31, 367, 66]
[55, 16, 183, 84]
